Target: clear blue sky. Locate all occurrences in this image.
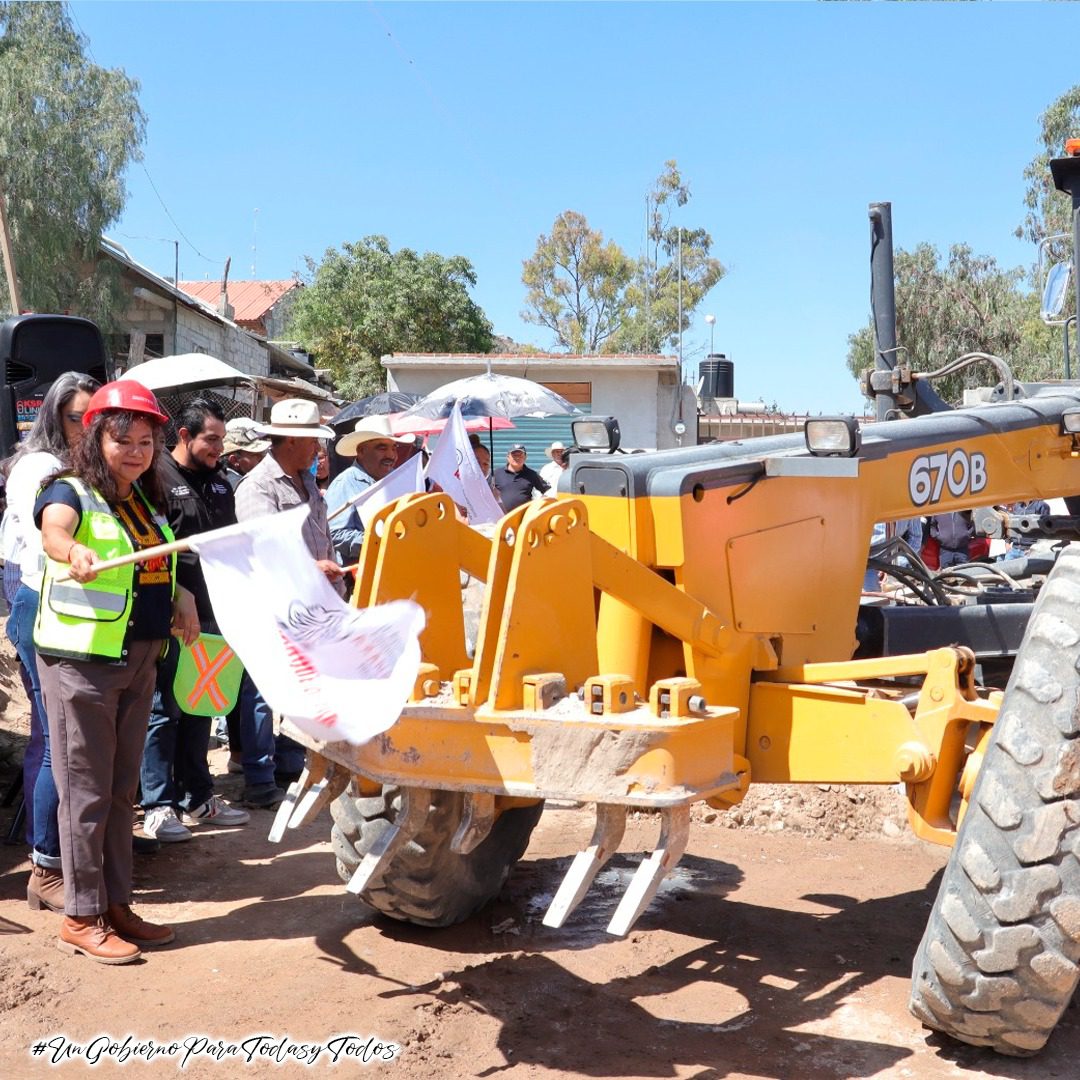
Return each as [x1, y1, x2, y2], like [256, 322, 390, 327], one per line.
[69, 1, 1080, 414]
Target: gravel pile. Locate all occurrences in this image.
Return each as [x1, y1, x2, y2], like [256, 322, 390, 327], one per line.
[693, 781, 913, 841]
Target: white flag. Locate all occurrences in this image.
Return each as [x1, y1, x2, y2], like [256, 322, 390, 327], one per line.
[355, 452, 426, 530]
[424, 402, 503, 525]
[327, 452, 426, 532]
[190, 505, 425, 745]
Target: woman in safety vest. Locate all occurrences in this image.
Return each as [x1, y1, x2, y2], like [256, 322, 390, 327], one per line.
[33, 380, 199, 964]
[3, 372, 100, 913]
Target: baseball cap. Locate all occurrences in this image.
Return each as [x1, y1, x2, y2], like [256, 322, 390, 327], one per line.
[223, 417, 271, 454]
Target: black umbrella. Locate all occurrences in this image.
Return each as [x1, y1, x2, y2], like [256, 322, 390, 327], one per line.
[331, 391, 421, 431]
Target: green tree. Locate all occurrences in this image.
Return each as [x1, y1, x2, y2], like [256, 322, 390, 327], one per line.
[613, 160, 726, 353]
[287, 236, 494, 398]
[846, 243, 1059, 404]
[0, 2, 146, 325]
[521, 162, 725, 354]
[520, 211, 635, 353]
[1018, 85, 1080, 254]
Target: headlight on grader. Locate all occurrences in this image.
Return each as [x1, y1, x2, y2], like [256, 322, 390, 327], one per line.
[1061, 409, 1080, 435]
[572, 415, 621, 453]
[805, 416, 861, 457]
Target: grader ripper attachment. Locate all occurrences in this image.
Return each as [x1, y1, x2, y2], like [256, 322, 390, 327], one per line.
[271, 379, 1080, 1056]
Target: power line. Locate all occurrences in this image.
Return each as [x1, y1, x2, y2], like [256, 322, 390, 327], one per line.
[366, 0, 506, 201]
[138, 162, 222, 265]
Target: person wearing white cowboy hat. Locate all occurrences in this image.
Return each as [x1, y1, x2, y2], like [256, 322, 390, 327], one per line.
[539, 440, 569, 491]
[233, 399, 345, 808]
[235, 399, 341, 589]
[325, 415, 414, 563]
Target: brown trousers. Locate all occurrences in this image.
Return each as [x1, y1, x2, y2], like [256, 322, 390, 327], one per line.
[38, 639, 163, 916]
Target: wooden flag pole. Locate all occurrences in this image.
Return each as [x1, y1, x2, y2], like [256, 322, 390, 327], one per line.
[53, 537, 194, 584]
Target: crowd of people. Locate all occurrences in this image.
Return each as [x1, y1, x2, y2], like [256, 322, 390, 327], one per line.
[865, 500, 1053, 592]
[1, 376, 571, 964]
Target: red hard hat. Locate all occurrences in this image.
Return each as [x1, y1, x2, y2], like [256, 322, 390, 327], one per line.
[82, 379, 169, 427]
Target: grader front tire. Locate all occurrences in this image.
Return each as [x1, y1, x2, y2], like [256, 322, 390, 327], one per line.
[909, 545, 1080, 1056]
[330, 785, 543, 928]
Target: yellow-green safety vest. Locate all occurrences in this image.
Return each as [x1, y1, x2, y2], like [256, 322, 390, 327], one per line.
[34, 477, 176, 663]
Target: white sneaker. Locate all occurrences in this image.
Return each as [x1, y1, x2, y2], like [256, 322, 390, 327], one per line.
[180, 795, 250, 827]
[143, 806, 192, 843]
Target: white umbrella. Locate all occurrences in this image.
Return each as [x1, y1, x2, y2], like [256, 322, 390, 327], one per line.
[399, 372, 580, 423]
[118, 353, 249, 393]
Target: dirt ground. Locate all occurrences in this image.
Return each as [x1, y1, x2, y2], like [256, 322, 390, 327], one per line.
[1, 648, 1079, 1080]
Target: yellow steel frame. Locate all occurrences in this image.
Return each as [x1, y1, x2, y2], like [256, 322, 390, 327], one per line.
[290, 404, 1080, 849]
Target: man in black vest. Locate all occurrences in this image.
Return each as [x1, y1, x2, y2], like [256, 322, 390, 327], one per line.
[141, 399, 250, 842]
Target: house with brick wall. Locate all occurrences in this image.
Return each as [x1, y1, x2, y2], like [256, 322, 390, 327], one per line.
[100, 238, 315, 383]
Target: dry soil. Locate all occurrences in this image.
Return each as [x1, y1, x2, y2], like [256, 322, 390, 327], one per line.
[1, 645, 1078, 1080]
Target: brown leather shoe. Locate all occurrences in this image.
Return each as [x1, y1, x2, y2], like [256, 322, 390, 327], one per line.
[58, 915, 141, 965]
[107, 903, 175, 946]
[27, 866, 65, 913]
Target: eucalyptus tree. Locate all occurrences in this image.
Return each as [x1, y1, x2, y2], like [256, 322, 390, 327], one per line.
[0, 2, 146, 324]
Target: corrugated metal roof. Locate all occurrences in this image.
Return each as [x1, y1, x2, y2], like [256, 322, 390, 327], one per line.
[177, 280, 299, 329]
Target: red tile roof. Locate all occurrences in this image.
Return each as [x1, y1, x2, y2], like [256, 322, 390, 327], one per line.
[177, 280, 299, 331]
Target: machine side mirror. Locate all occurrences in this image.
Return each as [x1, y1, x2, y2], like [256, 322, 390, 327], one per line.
[1042, 260, 1073, 323]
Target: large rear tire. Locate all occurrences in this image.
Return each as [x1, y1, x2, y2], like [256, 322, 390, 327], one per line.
[330, 785, 543, 928]
[909, 544, 1080, 1055]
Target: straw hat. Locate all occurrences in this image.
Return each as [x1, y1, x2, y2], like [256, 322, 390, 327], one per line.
[545, 441, 567, 459]
[335, 414, 415, 458]
[254, 398, 334, 439]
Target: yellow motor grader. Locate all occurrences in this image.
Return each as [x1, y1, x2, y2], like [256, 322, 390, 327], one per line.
[271, 149, 1080, 1058]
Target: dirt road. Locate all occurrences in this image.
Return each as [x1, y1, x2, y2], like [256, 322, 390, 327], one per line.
[2, 745, 1079, 1080]
[2, 636, 1079, 1080]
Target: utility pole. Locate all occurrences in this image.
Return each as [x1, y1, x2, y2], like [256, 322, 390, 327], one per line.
[643, 195, 651, 353]
[677, 227, 683, 381]
[0, 182, 24, 314]
[173, 240, 180, 355]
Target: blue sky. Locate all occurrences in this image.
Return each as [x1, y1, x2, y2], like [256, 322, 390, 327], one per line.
[69, 1, 1080, 413]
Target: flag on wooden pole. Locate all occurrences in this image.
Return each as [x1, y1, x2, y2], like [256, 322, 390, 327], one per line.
[424, 401, 502, 524]
[189, 505, 424, 745]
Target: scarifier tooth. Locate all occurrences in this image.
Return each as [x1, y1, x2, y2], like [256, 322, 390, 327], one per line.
[290, 765, 350, 830]
[606, 804, 690, 937]
[543, 803, 627, 928]
[267, 761, 319, 843]
[451, 793, 495, 854]
[346, 787, 432, 894]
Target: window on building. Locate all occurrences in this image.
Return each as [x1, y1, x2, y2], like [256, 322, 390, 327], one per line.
[108, 332, 165, 369]
[540, 381, 591, 405]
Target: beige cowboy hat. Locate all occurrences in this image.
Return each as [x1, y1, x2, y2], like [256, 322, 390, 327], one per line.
[254, 398, 334, 439]
[335, 414, 415, 458]
[223, 417, 271, 454]
[544, 441, 567, 459]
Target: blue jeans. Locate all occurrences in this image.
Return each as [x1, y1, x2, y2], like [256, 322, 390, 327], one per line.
[140, 639, 213, 812]
[239, 674, 305, 784]
[239, 672, 276, 786]
[6, 583, 61, 867]
[939, 547, 969, 568]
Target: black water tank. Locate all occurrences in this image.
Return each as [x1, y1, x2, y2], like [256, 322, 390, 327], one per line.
[699, 354, 734, 399]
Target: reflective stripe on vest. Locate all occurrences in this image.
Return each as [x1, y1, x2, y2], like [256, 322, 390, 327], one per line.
[47, 582, 129, 617]
[34, 477, 176, 662]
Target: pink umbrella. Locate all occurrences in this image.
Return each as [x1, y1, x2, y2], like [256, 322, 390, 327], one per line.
[390, 413, 515, 436]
